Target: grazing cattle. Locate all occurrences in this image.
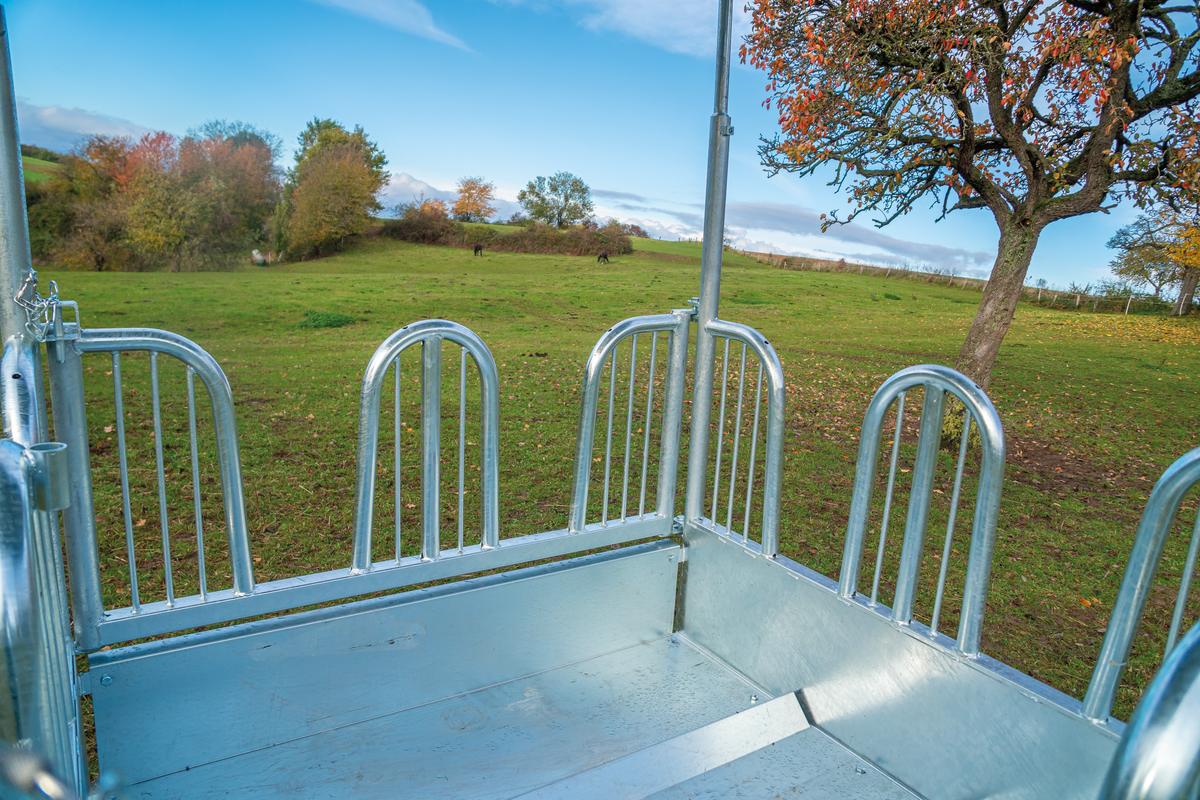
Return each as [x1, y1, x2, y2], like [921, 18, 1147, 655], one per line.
[597, 250, 610, 264]
[474, 244, 484, 256]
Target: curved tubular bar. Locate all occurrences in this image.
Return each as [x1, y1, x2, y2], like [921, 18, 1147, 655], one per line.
[837, 364, 1005, 657]
[568, 311, 691, 535]
[353, 320, 499, 571]
[1084, 446, 1200, 722]
[703, 318, 786, 557]
[1098, 619, 1200, 800]
[75, 328, 253, 596]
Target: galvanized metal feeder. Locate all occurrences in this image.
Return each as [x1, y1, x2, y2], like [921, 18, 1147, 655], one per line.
[2, 3, 1199, 798]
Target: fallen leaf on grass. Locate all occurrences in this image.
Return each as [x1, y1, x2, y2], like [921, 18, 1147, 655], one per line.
[135, 519, 146, 528]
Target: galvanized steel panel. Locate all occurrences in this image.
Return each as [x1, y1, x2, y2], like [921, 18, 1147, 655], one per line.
[120, 635, 761, 799]
[90, 540, 682, 788]
[680, 526, 1118, 800]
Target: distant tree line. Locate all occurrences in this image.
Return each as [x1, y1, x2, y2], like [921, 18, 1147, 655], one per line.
[27, 130, 653, 269]
[25, 116, 389, 270]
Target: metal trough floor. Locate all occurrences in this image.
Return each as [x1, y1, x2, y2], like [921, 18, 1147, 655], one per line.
[127, 635, 916, 799]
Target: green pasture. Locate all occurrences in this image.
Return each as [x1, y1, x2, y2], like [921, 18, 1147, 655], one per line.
[41, 236, 1199, 719]
[22, 155, 61, 184]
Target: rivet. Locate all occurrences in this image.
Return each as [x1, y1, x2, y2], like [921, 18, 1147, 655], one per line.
[855, 765, 867, 775]
[668, 555, 676, 562]
[750, 694, 758, 704]
[100, 675, 113, 687]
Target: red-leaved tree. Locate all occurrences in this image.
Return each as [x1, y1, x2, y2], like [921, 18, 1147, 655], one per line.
[744, 0, 1200, 387]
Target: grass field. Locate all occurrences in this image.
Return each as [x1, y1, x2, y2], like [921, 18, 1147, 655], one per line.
[22, 155, 61, 184]
[42, 235, 1200, 720]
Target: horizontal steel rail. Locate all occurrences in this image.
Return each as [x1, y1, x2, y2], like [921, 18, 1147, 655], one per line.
[568, 311, 691, 534]
[86, 517, 670, 647]
[692, 318, 785, 556]
[838, 365, 1005, 657]
[1084, 446, 1200, 722]
[1098, 619, 1200, 799]
[352, 319, 500, 571]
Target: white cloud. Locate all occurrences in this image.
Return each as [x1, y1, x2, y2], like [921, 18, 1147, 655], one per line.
[491, 0, 751, 57]
[595, 193, 996, 274]
[383, 172, 456, 207]
[305, 0, 469, 50]
[17, 99, 153, 153]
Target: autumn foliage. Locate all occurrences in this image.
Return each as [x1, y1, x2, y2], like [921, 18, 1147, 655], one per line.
[452, 177, 497, 223]
[744, 0, 1200, 386]
[28, 123, 282, 271]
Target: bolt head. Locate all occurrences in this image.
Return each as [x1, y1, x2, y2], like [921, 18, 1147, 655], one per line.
[100, 675, 113, 687]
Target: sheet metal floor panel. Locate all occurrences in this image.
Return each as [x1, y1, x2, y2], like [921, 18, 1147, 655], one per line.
[647, 726, 921, 799]
[128, 635, 767, 799]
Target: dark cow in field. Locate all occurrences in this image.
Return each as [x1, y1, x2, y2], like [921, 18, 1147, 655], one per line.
[474, 244, 484, 256]
[597, 250, 610, 264]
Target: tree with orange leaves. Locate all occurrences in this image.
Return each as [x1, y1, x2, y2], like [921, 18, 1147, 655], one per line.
[743, 0, 1200, 387]
[452, 177, 497, 223]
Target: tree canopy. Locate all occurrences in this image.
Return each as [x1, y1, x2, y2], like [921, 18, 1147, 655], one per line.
[27, 122, 282, 271]
[291, 117, 388, 203]
[452, 176, 497, 222]
[517, 172, 594, 228]
[744, 0, 1200, 387]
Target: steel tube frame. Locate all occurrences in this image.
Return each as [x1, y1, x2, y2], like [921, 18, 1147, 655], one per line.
[1084, 445, 1200, 722]
[704, 319, 786, 556]
[0, 9, 84, 791]
[72, 328, 254, 596]
[568, 311, 691, 534]
[1098, 618, 1200, 799]
[838, 365, 1006, 657]
[685, 0, 736, 528]
[353, 319, 500, 572]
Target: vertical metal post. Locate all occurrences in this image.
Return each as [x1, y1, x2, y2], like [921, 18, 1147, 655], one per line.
[685, 0, 735, 525]
[891, 386, 946, 624]
[655, 310, 691, 519]
[420, 336, 442, 561]
[46, 344, 103, 650]
[0, 8, 84, 793]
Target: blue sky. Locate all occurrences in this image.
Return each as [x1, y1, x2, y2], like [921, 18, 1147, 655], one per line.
[9, 0, 1133, 286]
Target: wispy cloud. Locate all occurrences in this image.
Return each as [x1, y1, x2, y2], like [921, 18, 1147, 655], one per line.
[491, 0, 751, 57]
[305, 0, 469, 50]
[17, 99, 154, 153]
[725, 201, 995, 274]
[593, 188, 648, 202]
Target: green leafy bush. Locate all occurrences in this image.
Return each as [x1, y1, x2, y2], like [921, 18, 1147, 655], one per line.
[297, 310, 356, 329]
[883, 292, 901, 300]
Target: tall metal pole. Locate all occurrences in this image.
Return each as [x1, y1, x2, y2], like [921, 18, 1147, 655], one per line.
[0, 7, 85, 792]
[685, 0, 735, 525]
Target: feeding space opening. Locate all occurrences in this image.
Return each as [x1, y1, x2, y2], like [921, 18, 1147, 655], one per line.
[697, 335, 771, 546]
[66, 349, 235, 612]
[365, 339, 486, 562]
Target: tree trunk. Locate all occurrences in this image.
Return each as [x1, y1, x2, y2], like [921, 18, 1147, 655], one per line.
[955, 221, 1041, 391]
[1171, 267, 1198, 316]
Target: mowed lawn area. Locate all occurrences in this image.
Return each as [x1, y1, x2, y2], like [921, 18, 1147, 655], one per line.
[42, 235, 1199, 719]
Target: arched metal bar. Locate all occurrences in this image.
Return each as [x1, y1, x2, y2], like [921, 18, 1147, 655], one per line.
[1098, 619, 1200, 799]
[838, 364, 1005, 657]
[568, 311, 691, 535]
[352, 319, 499, 572]
[1084, 446, 1200, 722]
[75, 328, 253, 597]
[701, 318, 786, 557]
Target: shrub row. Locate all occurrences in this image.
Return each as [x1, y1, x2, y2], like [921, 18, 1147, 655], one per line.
[380, 214, 632, 257]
